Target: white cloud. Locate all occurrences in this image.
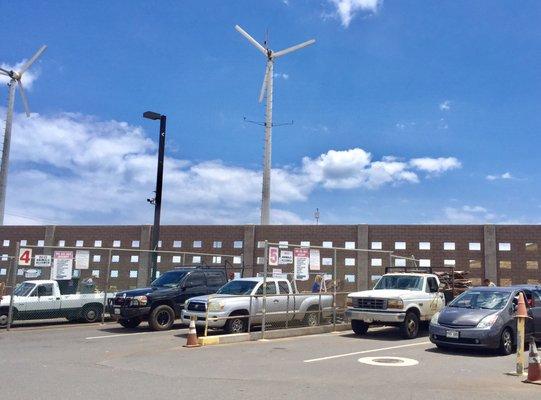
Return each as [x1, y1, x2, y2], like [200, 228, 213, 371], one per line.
[3, 112, 460, 225]
[328, 0, 382, 27]
[409, 157, 461, 175]
[439, 100, 451, 111]
[442, 205, 496, 224]
[0, 60, 40, 89]
[486, 172, 513, 181]
[273, 73, 289, 80]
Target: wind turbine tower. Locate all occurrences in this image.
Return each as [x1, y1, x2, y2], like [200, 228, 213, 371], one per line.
[235, 25, 315, 225]
[0, 45, 47, 225]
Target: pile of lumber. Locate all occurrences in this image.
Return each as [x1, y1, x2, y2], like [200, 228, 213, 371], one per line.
[435, 270, 472, 296]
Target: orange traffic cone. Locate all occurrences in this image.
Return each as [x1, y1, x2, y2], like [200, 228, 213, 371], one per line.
[524, 337, 541, 384]
[515, 292, 529, 319]
[183, 316, 201, 348]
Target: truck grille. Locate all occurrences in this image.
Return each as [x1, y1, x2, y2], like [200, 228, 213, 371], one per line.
[354, 298, 387, 310]
[187, 302, 207, 312]
[112, 297, 131, 306]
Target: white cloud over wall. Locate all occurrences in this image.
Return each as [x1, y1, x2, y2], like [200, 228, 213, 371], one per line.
[4, 111, 460, 225]
[328, 0, 382, 27]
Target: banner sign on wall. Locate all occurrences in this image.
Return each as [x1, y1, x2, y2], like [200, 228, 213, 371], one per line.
[309, 249, 321, 270]
[75, 250, 90, 270]
[268, 247, 279, 266]
[279, 250, 293, 265]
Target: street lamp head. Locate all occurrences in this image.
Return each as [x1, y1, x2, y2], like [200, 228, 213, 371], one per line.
[143, 111, 162, 120]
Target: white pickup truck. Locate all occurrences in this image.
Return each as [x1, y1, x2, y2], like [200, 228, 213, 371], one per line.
[0, 280, 114, 326]
[181, 277, 334, 334]
[346, 272, 445, 339]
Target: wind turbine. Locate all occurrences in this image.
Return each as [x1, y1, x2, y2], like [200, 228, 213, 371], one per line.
[0, 45, 47, 225]
[235, 25, 315, 225]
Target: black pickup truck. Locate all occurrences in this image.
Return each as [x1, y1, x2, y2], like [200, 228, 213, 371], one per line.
[109, 267, 227, 330]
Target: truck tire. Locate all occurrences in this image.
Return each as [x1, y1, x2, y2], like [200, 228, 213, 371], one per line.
[351, 320, 369, 335]
[225, 314, 248, 334]
[400, 311, 420, 339]
[119, 318, 142, 329]
[149, 305, 175, 331]
[303, 306, 321, 327]
[82, 305, 102, 323]
[0, 309, 8, 327]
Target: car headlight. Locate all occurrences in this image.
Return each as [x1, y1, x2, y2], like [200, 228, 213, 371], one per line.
[208, 301, 225, 312]
[476, 313, 499, 329]
[131, 295, 148, 307]
[430, 311, 440, 325]
[387, 299, 404, 309]
[346, 297, 353, 307]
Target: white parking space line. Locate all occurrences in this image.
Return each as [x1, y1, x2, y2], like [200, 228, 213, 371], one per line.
[86, 330, 181, 340]
[303, 341, 431, 363]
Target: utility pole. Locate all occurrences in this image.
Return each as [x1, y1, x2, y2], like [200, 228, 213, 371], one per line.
[143, 111, 166, 285]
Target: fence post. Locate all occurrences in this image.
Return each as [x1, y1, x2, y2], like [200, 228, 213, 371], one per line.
[333, 248, 337, 330]
[101, 248, 112, 325]
[261, 240, 268, 339]
[204, 294, 211, 337]
[6, 242, 19, 331]
[247, 294, 253, 333]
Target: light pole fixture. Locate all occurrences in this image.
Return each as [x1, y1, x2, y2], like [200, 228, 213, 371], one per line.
[143, 111, 166, 285]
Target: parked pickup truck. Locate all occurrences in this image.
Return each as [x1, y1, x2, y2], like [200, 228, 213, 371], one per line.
[181, 277, 334, 334]
[0, 279, 113, 326]
[109, 267, 227, 331]
[346, 272, 445, 339]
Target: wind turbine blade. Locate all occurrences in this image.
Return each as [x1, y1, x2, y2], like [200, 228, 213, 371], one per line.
[259, 63, 271, 103]
[18, 82, 31, 117]
[273, 39, 315, 58]
[235, 25, 267, 56]
[18, 45, 47, 74]
[0, 67, 10, 76]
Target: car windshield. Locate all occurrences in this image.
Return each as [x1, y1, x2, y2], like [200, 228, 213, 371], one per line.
[13, 282, 36, 296]
[216, 280, 258, 295]
[374, 275, 424, 291]
[151, 271, 188, 288]
[449, 290, 511, 310]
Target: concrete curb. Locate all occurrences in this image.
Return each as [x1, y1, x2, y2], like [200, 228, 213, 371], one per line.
[198, 323, 351, 346]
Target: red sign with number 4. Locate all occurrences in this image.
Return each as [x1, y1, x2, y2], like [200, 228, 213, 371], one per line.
[18, 248, 32, 266]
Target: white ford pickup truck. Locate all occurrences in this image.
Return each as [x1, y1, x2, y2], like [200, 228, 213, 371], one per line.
[0, 279, 114, 326]
[346, 272, 445, 339]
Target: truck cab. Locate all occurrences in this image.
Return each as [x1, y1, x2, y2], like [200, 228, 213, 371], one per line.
[346, 272, 445, 339]
[110, 267, 227, 331]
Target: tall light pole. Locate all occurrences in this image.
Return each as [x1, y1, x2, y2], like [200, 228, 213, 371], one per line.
[143, 111, 166, 285]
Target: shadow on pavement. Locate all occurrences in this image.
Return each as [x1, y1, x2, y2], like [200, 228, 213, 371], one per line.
[424, 345, 503, 358]
[340, 326, 430, 341]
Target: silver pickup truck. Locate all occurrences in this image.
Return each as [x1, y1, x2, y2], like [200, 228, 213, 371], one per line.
[181, 277, 333, 334]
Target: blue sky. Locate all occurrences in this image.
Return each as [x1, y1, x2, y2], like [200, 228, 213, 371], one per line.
[1, 0, 540, 225]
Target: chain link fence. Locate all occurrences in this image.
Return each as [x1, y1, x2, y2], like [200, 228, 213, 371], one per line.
[0, 242, 244, 330]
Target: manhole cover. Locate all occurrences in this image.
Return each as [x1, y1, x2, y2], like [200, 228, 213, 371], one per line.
[358, 356, 419, 367]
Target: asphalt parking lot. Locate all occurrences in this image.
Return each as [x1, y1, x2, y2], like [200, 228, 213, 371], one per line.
[0, 322, 538, 400]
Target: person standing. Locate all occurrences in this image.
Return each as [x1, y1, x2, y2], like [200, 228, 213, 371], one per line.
[483, 278, 496, 287]
[311, 275, 322, 293]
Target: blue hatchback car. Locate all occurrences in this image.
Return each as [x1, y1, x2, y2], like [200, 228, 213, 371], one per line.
[429, 285, 541, 355]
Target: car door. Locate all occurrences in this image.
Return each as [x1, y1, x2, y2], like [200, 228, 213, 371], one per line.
[29, 284, 61, 319]
[256, 282, 281, 322]
[531, 289, 541, 340]
[182, 272, 207, 303]
[425, 277, 444, 318]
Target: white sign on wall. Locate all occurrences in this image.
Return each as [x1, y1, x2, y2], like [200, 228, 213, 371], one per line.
[18, 248, 32, 266]
[51, 251, 73, 280]
[268, 247, 279, 266]
[309, 249, 321, 271]
[75, 250, 90, 270]
[293, 248, 309, 281]
[279, 250, 293, 265]
[34, 255, 52, 267]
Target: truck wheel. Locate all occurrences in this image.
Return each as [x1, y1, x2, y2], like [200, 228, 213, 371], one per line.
[149, 305, 175, 331]
[0, 310, 8, 327]
[304, 306, 320, 327]
[82, 305, 102, 323]
[119, 318, 142, 329]
[499, 328, 514, 356]
[351, 320, 369, 335]
[400, 311, 420, 339]
[225, 314, 247, 334]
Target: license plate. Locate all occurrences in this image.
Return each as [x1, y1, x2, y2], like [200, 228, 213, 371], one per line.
[114, 308, 121, 315]
[446, 330, 459, 339]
